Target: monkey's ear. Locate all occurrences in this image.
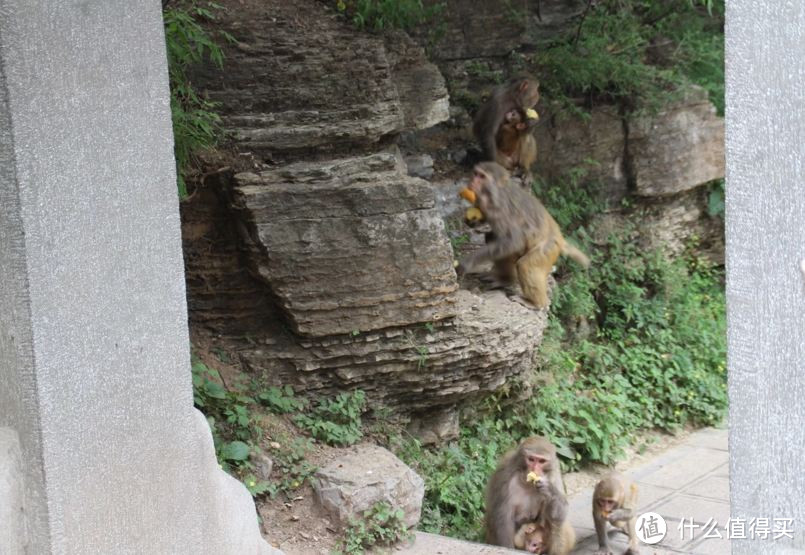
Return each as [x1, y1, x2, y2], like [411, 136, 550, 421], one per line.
[519, 80, 529, 92]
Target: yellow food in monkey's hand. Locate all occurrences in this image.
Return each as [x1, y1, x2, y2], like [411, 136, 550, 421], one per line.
[465, 206, 484, 223]
[459, 187, 477, 204]
[526, 471, 542, 485]
[601, 511, 610, 519]
[453, 260, 460, 268]
[526, 108, 539, 120]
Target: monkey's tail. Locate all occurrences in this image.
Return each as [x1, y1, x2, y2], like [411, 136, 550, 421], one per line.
[562, 242, 590, 268]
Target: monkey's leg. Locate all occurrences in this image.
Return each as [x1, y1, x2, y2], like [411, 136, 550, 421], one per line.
[593, 512, 613, 555]
[516, 250, 550, 309]
[546, 521, 575, 555]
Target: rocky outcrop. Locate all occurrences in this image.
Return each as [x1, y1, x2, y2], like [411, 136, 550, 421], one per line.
[234, 289, 546, 418]
[183, 0, 549, 434]
[534, 106, 628, 202]
[629, 86, 726, 197]
[312, 445, 424, 528]
[232, 151, 458, 337]
[193, 0, 447, 160]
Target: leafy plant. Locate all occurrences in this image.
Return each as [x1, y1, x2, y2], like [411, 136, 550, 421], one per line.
[335, 502, 412, 554]
[398, 170, 727, 540]
[191, 358, 273, 494]
[532, 0, 723, 117]
[265, 436, 317, 498]
[163, 1, 232, 197]
[257, 385, 306, 414]
[295, 390, 367, 446]
[338, 0, 444, 32]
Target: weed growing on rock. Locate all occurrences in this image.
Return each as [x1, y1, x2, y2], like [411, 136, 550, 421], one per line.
[295, 390, 367, 446]
[334, 501, 412, 555]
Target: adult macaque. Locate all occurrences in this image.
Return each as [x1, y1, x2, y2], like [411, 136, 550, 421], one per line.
[457, 162, 590, 309]
[473, 76, 541, 163]
[593, 474, 640, 555]
[514, 521, 549, 553]
[496, 108, 539, 182]
[484, 436, 575, 554]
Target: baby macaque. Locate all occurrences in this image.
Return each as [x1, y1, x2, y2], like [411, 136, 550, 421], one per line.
[593, 473, 640, 555]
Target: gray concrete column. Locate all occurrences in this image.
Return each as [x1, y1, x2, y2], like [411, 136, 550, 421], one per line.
[0, 1, 275, 553]
[726, 2, 805, 553]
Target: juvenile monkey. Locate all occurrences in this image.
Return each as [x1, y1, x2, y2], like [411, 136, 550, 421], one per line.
[496, 108, 539, 183]
[484, 436, 575, 554]
[514, 521, 549, 553]
[457, 162, 590, 309]
[593, 474, 640, 555]
[473, 76, 541, 162]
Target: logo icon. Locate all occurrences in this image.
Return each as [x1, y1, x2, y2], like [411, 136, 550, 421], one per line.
[636, 512, 667, 544]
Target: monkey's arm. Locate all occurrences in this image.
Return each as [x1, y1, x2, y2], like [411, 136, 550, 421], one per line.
[492, 502, 518, 548]
[593, 509, 611, 553]
[458, 231, 526, 274]
[543, 483, 569, 524]
[607, 508, 633, 523]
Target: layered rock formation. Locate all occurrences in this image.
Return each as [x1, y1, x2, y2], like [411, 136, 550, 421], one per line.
[183, 0, 549, 439]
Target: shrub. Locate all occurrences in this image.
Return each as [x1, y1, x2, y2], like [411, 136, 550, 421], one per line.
[163, 1, 232, 197]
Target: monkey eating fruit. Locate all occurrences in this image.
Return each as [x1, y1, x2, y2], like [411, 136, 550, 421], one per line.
[593, 474, 640, 555]
[484, 436, 575, 554]
[457, 162, 590, 309]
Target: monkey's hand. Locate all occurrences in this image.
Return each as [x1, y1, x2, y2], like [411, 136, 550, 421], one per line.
[546, 494, 568, 524]
[606, 508, 632, 523]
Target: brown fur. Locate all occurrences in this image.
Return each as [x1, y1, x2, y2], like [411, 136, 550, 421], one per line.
[593, 474, 640, 555]
[484, 437, 575, 554]
[496, 108, 538, 182]
[514, 521, 549, 553]
[458, 162, 590, 309]
[473, 77, 540, 162]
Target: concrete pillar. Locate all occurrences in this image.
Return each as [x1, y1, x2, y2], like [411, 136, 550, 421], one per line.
[0, 1, 276, 553]
[726, 2, 805, 553]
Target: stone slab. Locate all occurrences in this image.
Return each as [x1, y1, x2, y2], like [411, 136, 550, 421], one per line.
[396, 532, 521, 554]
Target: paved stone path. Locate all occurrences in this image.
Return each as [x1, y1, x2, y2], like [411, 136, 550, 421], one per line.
[569, 426, 730, 555]
[398, 427, 730, 555]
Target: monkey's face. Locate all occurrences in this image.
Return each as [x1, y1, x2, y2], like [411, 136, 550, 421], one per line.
[525, 530, 545, 553]
[504, 109, 522, 124]
[468, 169, 499, 214]
[596, 496, 618, 513]
[525, 450, 550, 476]
[518, 80, 540, 108]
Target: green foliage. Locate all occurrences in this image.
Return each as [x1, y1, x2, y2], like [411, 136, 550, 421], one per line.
[265, 436, 317, 498]
[191, 358, 272, 494]
[192, 357, 317, 497]
[163, 2, 232, 197]
[397, 172, 727, 540]
[295, 390, 367, 446]
[257, 385, 306, 414]
[707, 180, 725, 217]
[533, 0, 724, 116]
[334, 502, 412, 555]
[338, 0, 444, 32]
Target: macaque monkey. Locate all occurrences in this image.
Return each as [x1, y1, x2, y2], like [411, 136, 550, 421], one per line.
[457, 162, 590, 309]
[473, 76, 541, 163]
[593, 474, 640, 555]
[496, 108, 539, 183]
[514, 521, 549, 553]
[484, 436, 575, 555]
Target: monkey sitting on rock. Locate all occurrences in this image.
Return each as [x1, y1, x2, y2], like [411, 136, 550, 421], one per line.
[456, 162, 589, 309]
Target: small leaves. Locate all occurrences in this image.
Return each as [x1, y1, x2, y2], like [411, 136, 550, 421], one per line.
[220, 440, 250, 462]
